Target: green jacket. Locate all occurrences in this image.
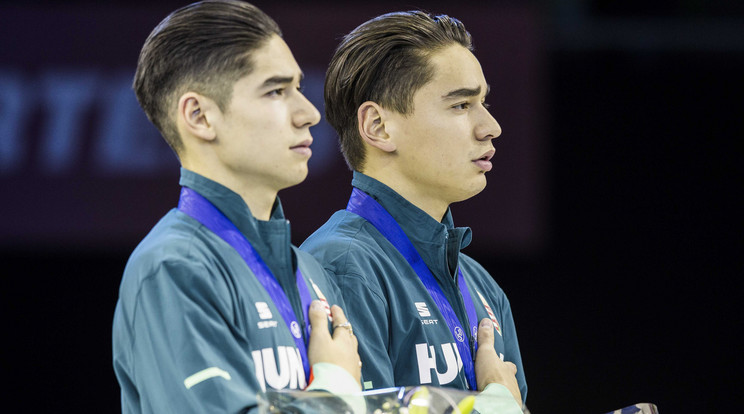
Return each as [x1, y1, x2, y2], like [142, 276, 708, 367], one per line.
[113, 169, 346, 413]
[302, 172, 527, 404]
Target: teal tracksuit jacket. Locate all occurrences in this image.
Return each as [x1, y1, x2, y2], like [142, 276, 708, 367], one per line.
[301, 172, 527, 404]
[112, 169, 343, 413]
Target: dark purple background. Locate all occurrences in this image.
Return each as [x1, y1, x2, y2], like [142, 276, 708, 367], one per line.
[1, 1, 741, 413]
[0, 2, 544, 255]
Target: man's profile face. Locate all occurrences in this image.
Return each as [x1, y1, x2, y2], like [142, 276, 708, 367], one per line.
[210, 34, 321, 192]
[385, 44, 501, 206]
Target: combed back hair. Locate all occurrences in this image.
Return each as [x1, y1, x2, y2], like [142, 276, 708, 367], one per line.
[324, 11, 472, 171]
[133, 0, 281, 157]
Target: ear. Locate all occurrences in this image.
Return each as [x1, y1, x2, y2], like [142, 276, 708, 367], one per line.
[177, 92, 217, 142]
[357, 101, 396, 152]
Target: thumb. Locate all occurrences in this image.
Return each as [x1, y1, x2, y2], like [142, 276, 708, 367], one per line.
[308, 300, 330, 340]
[477, 318, 494, 349]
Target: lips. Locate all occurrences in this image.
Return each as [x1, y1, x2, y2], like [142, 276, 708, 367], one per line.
[472, 149, 494, 172]
[290, 139, 313, 157]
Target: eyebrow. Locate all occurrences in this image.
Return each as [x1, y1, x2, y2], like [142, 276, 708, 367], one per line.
[261, 73, 304, 88]
[441, 84, 490, 99]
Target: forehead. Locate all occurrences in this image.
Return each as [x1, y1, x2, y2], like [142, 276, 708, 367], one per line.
[239, 35, 302, 87]
[420, 45, 487, 97]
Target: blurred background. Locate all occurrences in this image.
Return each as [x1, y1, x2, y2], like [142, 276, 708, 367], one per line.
[1, 0, 741, 412]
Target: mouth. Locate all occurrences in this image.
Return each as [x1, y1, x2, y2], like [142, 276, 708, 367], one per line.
[472, 149, 494, 172]
[290, 139, 313, 157]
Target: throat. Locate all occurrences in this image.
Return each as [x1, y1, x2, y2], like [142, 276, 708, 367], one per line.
[242, 192, 277, 221]
[362, 170, 449, 222]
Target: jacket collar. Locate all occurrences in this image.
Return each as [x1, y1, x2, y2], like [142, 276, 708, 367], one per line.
[351, 171, 472, 278]
[179, 168, 293, 275]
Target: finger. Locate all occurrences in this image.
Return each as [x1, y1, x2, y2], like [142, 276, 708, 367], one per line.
[477, 318, 494, 349]
[505, 361, 518, 375]
[329, 305, 354, 340]
[330, 304, 347, 323]
[308, 300, 331, 341]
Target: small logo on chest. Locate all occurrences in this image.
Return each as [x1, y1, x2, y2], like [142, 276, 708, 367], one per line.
[255, 302, 278, 329]
[255, 302, 273, 319]
[415, 301, 439, 325]
[415, 302, 431, 317]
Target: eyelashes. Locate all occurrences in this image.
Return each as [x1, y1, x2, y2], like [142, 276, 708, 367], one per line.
[451, 101, 490, 111]
[265, 85, 305, 97]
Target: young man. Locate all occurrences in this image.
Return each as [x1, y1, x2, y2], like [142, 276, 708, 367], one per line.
[302, 11, 527, 411]
[112, 1, 362, 413]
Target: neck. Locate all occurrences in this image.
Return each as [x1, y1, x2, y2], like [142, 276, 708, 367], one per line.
[218, 174, 278, 221]
[362, 169, 449, 222]
[237, 186, 277, 221]
[179, 134, 283, 220]
[183, 162, 277, 221]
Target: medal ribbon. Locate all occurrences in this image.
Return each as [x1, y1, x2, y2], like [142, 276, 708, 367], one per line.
[346, 187, 478, 390]
[178, 187, 312, 381]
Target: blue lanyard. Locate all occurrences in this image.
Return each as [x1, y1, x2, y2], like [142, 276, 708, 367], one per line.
[346, 187, 479, 390]
[177, 187, 312, 381]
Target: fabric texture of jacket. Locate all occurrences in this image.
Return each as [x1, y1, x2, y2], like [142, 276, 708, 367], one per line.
[301, 171, 527, 404]
[113, 169, 343, 413]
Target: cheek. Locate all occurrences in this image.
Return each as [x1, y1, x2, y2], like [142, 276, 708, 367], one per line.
[416, 150, 454, 182]
[400, 118, 463, 166]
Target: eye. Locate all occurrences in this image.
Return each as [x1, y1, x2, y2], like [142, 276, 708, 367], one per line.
[266, 88, 285, 97]
[452, 102, 470, 110]
[296, 84, 305, 93]
[482, 101, 491, 109]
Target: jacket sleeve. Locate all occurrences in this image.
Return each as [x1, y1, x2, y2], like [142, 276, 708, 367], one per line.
[331, 268, 395, 391]
[118, 259, 263, 414]
[498, 294, 528, 405]
[473, 383, 525, 414]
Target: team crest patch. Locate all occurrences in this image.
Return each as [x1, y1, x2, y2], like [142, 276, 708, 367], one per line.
[454, 326, 465, 342]
[308, 277, 332, 322]
[476, 291, 502, 336]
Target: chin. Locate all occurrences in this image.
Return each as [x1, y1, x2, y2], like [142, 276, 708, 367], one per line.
[449, 188, 484, 205]
[460, 176, 488, 200]
[288, 168, 309, 188]
[273, 169, 308, 192]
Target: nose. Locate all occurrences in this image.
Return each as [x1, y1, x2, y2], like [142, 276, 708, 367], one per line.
[475, 107, 502, 142]
[293, 91, 321, 128]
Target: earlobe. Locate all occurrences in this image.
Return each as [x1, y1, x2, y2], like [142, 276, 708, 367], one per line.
[178, 93, 216, 142]
[357, 101, 396, 152]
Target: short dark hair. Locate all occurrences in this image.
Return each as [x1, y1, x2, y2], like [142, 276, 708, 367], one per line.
[133, 0, 281, 157]
[324, 11, 472, 171]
